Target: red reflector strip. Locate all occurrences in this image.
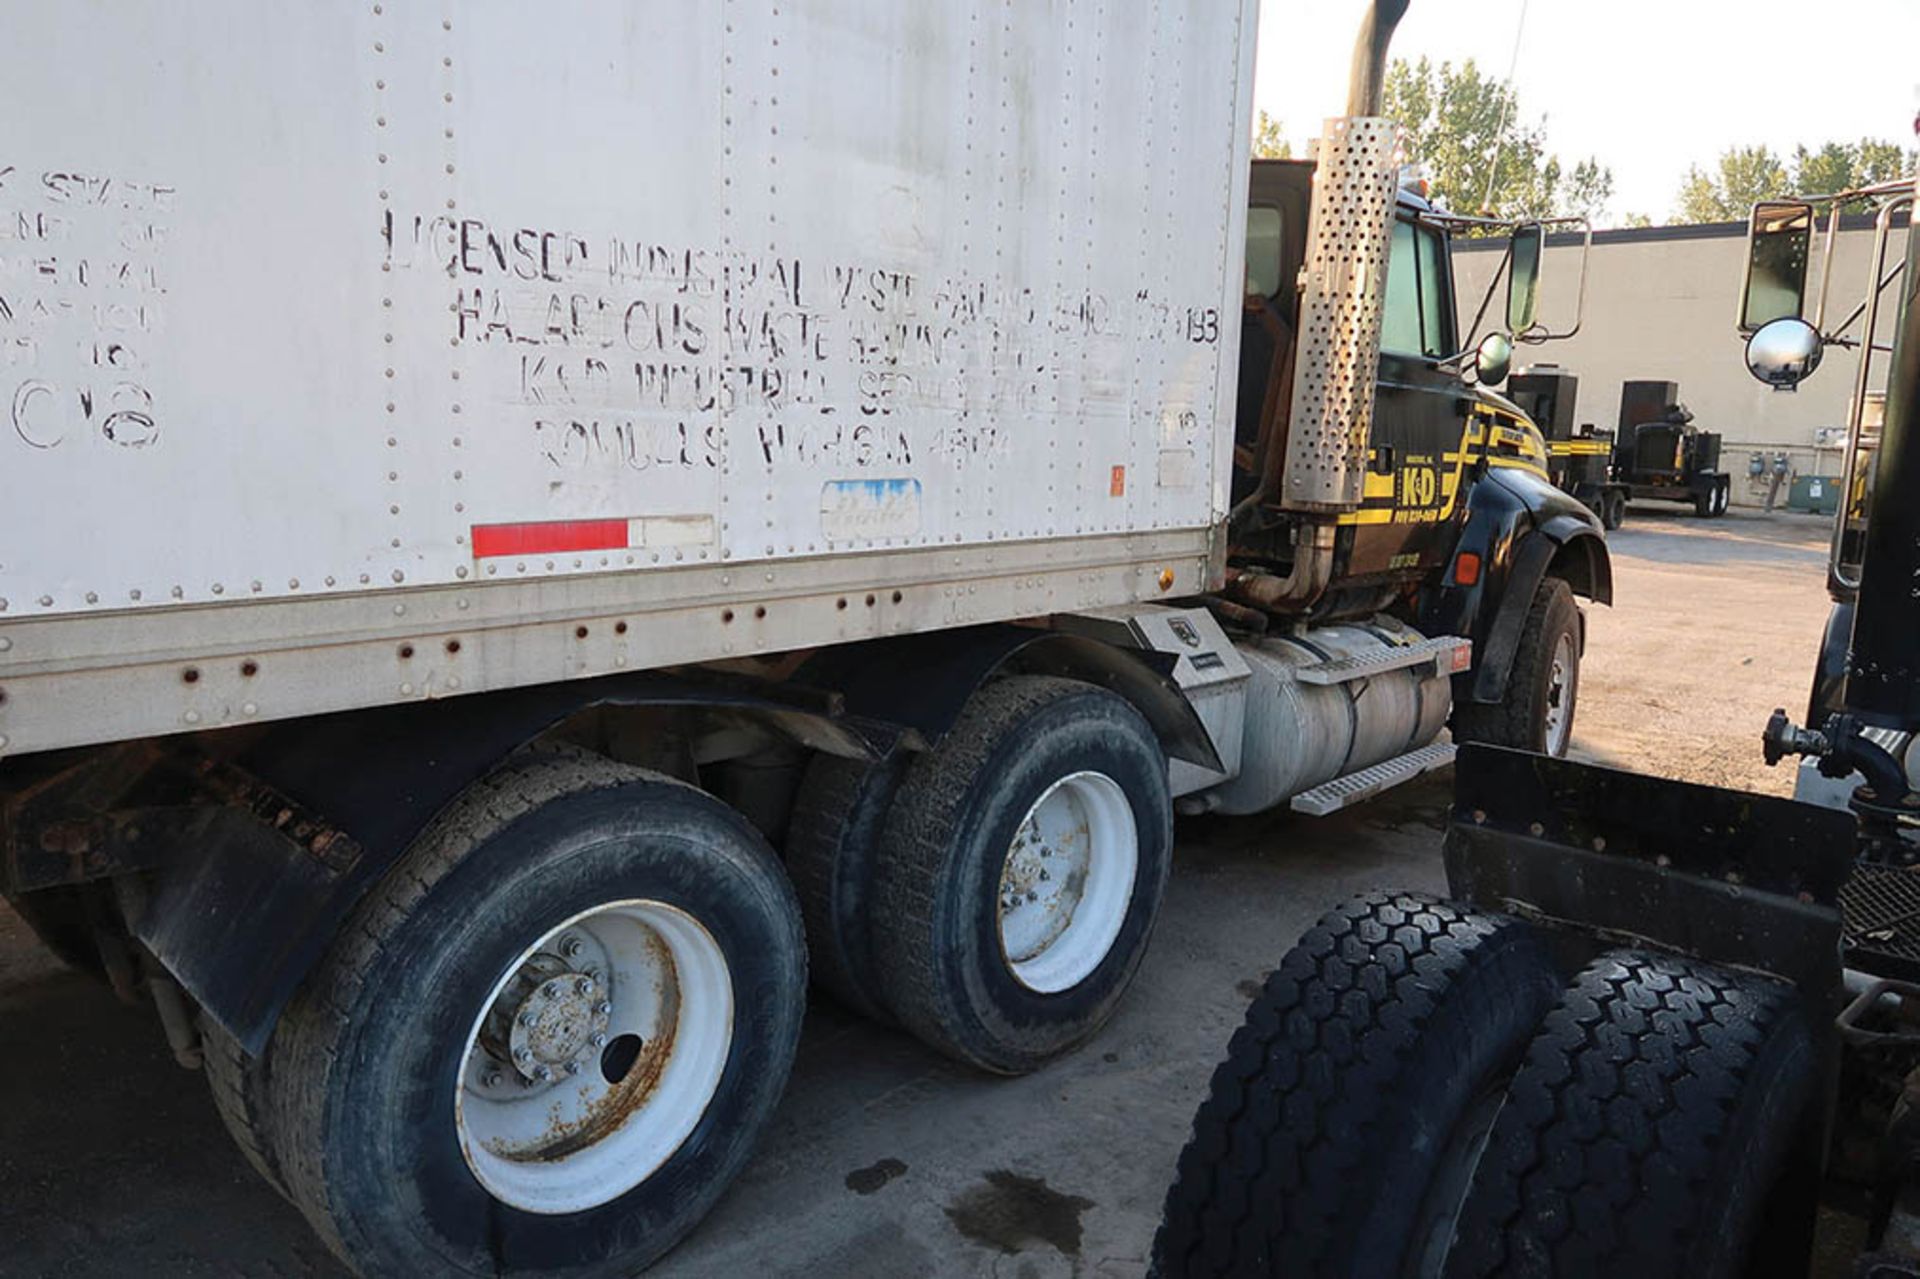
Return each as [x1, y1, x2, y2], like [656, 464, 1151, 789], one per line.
[1453, 551, 1482, 586]
[470, 519, 629, 559]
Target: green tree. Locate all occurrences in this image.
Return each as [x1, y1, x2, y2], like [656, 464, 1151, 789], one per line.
[1620, 212, 1654, 229]
[1252, 109, 1291, 160]
[1790, 138, 1913, 202]
[1676, 140, 1914, 222]
[1382, 56, 1613, 221]
[1677, 145, 1789, 223]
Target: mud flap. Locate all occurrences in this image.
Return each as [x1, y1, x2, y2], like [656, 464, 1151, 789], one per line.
[1444, 744, 1852, 1002]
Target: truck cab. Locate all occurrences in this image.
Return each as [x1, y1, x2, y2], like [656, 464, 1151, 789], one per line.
[1231, 157, 1608, 755]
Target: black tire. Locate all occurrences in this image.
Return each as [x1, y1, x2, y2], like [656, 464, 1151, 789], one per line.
[3, 885, 104, 976]
[872, 675, 1172, 1075]
[1446, 951, 1813, 1279]
[786, 751, 906, 1022]
[1452, 576, 1581, 757]
[1153, 894, 1562, 1279]
[1695, 485, 1715, 517]
[1601, 492, 1624, 532]
[202, 1018, 288, 1199]
[265, 752, 807, 1277]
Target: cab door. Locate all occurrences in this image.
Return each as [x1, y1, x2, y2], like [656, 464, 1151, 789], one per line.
[1340, 212, 1473, 577]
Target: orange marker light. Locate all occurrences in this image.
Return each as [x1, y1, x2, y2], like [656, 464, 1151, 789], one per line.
[1453, 552, 1482, 586]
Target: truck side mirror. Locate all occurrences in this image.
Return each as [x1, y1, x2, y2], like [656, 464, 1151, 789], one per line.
[1506, 223, 1544, 334]
[1744, 315, 1823, 390]
[1740, 201, 1814, 333]
[1475, 332, 1513, 387]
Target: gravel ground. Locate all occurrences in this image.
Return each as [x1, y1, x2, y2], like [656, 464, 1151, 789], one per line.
[0, 507, 1838, 1278]
[1572, 505, 1833, 794]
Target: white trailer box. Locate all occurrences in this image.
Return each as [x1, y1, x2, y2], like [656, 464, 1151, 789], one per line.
[0, 1, 1255, 758]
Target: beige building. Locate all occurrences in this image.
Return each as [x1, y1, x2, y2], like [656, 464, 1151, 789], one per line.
[1453, 215, 1905, 507]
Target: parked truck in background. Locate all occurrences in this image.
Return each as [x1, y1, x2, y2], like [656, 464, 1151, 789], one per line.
[1610, 377, 1733, 517]
[0, 2, 1607, 1272]
[1508, 363, 1631, 530]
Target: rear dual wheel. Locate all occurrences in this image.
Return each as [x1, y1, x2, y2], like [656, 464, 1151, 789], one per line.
[1156, 920, 1815, 1279]
[793, 675, 1174, 1074]
[1447, 952, 1812, 1279]
[1154, 895, 1562, 1277]
[228, 753, 805, 1277]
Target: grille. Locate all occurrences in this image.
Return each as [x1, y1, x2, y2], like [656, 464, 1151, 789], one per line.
[1842, 861, 1920, 980]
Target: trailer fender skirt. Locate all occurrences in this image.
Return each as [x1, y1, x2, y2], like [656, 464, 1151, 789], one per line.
[128, 669, 903, 1054]
[795, 624, 1223, 774]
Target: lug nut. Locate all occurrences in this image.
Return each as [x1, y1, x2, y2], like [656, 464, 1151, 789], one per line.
[513, 1046, 531, 1064]
[561, 936, 584, 959]
[576, 977, 595, 995]
[543, 981, 562, 998]
[590, 1032, 608, 1048]
[564, 1060, 581, 1076]
[483, 1070, 503, 1088]
[519, 1010, 537, 1027]
[594, 1000, 613, 1016]
[531, 1064, 552, 1082]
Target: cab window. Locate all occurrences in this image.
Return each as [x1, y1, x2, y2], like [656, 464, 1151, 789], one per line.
[1245, 205, 1285, 299]
[1379, 218, 1453, 359]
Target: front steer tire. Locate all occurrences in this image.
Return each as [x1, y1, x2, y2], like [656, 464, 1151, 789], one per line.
[872, 676, 1173, 1075]
[1445, 951, 1813, 1279]
[1153, 894, 1562, 1279]
[1453, 576, 1581, 757]
[263, 752, 806, 1278]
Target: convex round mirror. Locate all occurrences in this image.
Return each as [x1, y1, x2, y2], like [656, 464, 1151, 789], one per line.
[1475, 331, 1513, 387]
[1744, 316, 1823, 390]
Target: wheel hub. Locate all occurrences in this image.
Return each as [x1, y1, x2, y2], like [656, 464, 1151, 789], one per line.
[479, 945, 614, 1087]
[995, 771, 1139, 994]
[455, 901, 736, 1214]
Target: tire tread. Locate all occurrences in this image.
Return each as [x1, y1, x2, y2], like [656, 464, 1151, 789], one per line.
[1154, 893, 1549, 1277]
[1446, 951, 1806, 1278]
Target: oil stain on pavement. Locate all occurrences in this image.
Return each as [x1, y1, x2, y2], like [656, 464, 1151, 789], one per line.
[845, 1157, 908, 1195]
[946, 1170, 1095, 1256]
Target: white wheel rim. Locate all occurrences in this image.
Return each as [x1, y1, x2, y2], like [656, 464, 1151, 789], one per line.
[454, 900, 733, 1215]
[996, 771, 1138, 994]
[1544, 632, 1576, 757]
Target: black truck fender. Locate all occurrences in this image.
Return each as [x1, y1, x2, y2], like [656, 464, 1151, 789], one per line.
[1423, 465, 1612, 705]
[49, 623, 1214, 1054]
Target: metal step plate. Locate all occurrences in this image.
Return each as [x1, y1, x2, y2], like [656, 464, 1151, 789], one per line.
[1291, 741, 1457, 816]
[1292, 635, 1473, 685]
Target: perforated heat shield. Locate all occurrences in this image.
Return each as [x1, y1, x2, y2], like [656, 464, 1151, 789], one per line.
[1280, 117, 1406, 513]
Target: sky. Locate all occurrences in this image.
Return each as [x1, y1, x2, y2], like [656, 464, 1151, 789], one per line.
[1254, 0, 1920, 225]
